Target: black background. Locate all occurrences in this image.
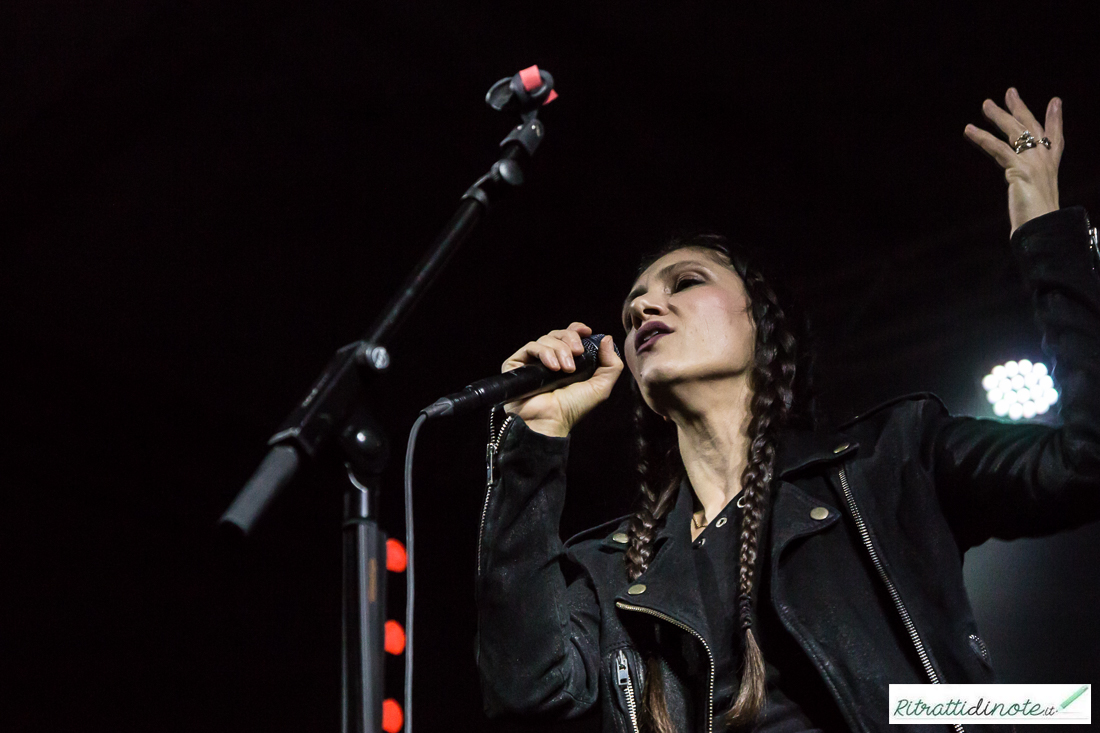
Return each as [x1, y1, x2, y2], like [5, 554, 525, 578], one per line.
[6, 1, 1099, 731]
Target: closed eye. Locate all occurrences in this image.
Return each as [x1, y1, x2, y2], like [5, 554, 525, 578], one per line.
[675, 276, 704, 291]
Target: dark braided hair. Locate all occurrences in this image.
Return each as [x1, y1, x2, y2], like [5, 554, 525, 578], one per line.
[623, 234, 812, 732]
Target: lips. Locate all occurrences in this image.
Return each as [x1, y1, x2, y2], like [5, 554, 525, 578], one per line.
[634, 321, 672, 353]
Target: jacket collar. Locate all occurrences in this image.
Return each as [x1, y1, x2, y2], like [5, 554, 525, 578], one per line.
[638, 425, 856, 546]
[617, 480, 712, 637]
[775, 424, 858, 477]
[614, 424, 856, 635]
[595, 425, 857, 552]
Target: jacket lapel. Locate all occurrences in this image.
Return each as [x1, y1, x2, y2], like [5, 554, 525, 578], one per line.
[614, 480, 711, 640]
[613, 426, 858, 632]
[769, 480, 842, 558]
[776, 425, 858, 479]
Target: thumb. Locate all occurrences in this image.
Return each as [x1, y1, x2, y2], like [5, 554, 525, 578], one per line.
[597, 334, 623, 368]
[587, 335, 623, 394]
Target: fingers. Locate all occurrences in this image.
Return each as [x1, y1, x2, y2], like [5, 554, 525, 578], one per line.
[501, 323, 595, 373]
[1004, 87, 1043, 137]
[538, 333, 579, 371]
[964, 123, 1015, 168]
[1045, 97, 1064, 155]
[502, 341, 558, 372]
[968, 89, 1065, 170]
[982, 97, 1027, 140]
[548, 323, 589, 359]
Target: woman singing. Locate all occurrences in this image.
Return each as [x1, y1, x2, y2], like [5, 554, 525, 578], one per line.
[475, 89, 1100, 732]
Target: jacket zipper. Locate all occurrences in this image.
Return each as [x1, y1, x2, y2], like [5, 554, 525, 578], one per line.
[616, 649, 641, 733]
[477, 411, 516, 574]
[837, 467, 965, 733]
[968, 633, 990, 663]
[616, 601, 714, 733]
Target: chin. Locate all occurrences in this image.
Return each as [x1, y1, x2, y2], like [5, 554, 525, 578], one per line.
[634, 360, 686, 402]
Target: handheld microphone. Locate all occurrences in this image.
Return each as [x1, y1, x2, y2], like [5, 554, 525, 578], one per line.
[421, 334, 617, 419]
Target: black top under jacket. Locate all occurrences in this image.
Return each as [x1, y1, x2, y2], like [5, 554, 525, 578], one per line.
[475, 207, 1100, 733]
[666, 478, 846, 731]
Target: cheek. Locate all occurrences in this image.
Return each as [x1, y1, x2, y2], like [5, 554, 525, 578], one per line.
[625, 347, 638, 377]
[706, 305, 754, 364]
[694, 294, 752, 347]
[730, 312, 755, 353]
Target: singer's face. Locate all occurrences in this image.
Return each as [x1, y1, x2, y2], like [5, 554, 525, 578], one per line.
[622, 247, 755, 410]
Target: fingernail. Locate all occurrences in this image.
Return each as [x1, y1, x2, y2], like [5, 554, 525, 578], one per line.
[1054, 97, 1061, 110]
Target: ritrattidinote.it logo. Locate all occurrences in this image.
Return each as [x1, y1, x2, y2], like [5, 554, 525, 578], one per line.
[889, 684, 1091, 724]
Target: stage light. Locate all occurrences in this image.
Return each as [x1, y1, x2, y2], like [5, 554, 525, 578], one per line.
[982, 360, 1057, 420]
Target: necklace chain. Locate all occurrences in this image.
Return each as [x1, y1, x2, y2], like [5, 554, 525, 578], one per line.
[692, 511, 708, 529]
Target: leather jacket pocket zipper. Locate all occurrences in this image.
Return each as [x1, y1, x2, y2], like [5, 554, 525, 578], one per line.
[968, 633, 992, 668]
[477, 410, 515, 574]
[615, 649, 641, 733]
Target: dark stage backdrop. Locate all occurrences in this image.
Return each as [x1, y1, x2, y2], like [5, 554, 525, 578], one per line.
[6, 2, 1099, 731]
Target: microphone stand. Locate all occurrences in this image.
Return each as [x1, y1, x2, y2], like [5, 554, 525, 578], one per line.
[219, 66, 557, 733]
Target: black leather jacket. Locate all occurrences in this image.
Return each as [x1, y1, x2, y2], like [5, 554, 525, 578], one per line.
[475, 208, 1100, 733]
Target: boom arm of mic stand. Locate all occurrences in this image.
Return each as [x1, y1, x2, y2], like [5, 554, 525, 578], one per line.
[220, 139, 537, 535]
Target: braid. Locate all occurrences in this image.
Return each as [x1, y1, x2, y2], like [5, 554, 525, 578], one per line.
[625, 396, 680, 582]
[625, 387, 681, 733]
[623, 234, 810, 733]
[722, 269, 800, 730]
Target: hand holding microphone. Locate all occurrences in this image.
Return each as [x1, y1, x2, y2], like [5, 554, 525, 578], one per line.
[421, 322, 623, 435]
[499, 322, 623, 437]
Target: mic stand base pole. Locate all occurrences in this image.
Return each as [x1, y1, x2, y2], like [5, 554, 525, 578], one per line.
[342, 467, 386, 733]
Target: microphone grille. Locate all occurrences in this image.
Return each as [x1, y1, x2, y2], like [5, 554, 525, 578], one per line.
[582, 334, 620, 359]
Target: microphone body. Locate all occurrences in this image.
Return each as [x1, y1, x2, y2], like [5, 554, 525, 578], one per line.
[422, 334, 613, 419]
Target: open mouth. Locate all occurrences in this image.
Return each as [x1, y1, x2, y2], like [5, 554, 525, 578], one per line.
[635, 321, 671, 352]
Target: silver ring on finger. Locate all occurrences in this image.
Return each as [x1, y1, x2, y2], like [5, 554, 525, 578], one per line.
[1013, 130, 1040, 154]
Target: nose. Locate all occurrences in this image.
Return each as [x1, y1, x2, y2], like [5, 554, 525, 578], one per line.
[627, 292, 667, 330]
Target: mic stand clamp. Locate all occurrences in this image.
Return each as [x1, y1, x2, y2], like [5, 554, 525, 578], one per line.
[355, 343, 391, 372]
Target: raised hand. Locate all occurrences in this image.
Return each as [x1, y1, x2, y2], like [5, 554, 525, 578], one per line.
[501, 322, 623, 437]
[964, 87, 1062, 236]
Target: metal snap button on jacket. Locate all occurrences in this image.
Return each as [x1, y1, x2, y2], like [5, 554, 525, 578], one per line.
[612, 532, 628, 544]
[810, 506, 830, 520]
[833, 442, 850, 453]
[714, 517, 727, 528]
[627, 584, 646, 595]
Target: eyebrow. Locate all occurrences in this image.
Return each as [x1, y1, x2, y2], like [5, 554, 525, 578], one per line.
[622, 259, 711, 312]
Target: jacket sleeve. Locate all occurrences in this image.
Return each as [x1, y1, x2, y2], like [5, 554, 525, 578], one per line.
[931, 206, 1100, 548]
[475, 414, 602, 718]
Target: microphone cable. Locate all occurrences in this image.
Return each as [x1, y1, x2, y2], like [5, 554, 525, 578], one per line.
[402, 412, 427, 733]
